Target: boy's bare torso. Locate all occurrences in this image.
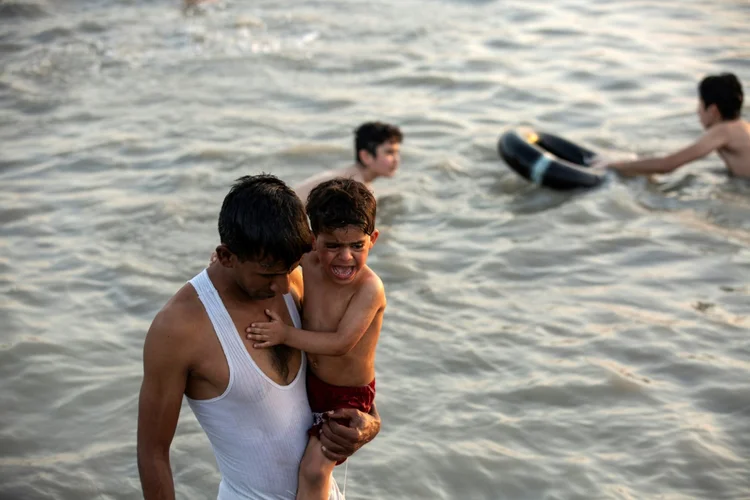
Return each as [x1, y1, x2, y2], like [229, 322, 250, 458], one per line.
[717, 120, 750, 178]
[301, 253, 382, 387]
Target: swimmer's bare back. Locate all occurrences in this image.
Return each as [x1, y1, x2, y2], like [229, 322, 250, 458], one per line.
[717, 120, 750, 177]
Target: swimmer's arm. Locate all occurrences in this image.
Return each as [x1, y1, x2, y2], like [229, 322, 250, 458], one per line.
[247, 279, 385, 356]
[137, 313, 191, 500]
[608, 126, 728, 176]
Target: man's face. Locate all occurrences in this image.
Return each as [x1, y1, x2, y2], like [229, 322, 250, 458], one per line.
[313, 226, 379, 284]
[238, 259, 297, 300]
[217, 247, 298, 300]
[363, 140, 401, 177]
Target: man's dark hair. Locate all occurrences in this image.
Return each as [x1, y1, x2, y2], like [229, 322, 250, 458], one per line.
[354, 121, 403, 165]
[699, 73, 744, 121]
[306, 178, 376, 236]
[218, 174, 312, 267]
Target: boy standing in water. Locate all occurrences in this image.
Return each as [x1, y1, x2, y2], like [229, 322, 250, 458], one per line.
[597, 73, 750, 178]
[246, 178, 385, 500]
[295, 122, 403, 203]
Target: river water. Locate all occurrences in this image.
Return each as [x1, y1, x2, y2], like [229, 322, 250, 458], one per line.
[1, 0, 749, 498]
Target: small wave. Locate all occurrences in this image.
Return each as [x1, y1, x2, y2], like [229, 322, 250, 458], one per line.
[31, 27, 74, 44]
[174, 148, 244, 164]
[7, 41, 104, 92]
[375, 74, 458, 89]
[713, 55, 750, 70]
[0, 0, 48, 20]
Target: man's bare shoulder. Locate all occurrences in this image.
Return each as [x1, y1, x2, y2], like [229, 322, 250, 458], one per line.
[147, 283, 205, 350]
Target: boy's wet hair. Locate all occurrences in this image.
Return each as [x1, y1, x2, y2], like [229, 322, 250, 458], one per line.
[699, 73, 744, 121]
[306, 178, 377, 236]
[354, 121, 403, 165]
[219, 174, 312, 267]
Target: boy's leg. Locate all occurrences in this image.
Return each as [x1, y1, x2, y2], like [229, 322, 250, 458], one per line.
[296, 435, 336, 500]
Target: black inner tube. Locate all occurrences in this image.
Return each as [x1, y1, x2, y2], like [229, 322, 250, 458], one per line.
[534, 132, 597, 167]
[498, 128, 603, 190]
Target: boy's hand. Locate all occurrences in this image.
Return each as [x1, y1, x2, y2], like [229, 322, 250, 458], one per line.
[588, 155, 611, 172]
[246, 309, 289, 348]
[589, 152, 637, 173]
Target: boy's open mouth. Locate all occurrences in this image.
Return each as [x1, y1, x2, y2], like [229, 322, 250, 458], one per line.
[331, 265, 355, 279]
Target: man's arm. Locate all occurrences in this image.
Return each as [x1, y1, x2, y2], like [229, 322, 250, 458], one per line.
[137, 311, 192, 500]
[607, 125, 728, 176]
[247, 278, 385, 356]
[318, 403, 381, 463]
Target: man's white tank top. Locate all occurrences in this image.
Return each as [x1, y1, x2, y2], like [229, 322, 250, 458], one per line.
[187, 270, 343, 500]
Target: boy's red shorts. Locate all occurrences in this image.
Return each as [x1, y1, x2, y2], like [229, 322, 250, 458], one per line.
[307, 370, 376, 465]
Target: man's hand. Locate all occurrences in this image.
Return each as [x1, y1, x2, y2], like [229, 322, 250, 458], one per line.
[246, 309, 289, 348]
[318, 408, 381, 463]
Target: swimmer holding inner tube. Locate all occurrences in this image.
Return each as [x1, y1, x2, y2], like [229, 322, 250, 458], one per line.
[594, 73, 750, 179]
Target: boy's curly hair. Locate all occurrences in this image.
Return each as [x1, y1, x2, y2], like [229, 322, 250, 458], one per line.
[306, 178, 376, 236]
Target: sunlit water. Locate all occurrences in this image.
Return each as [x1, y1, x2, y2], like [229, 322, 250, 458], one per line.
[1, 0, 749, 498]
